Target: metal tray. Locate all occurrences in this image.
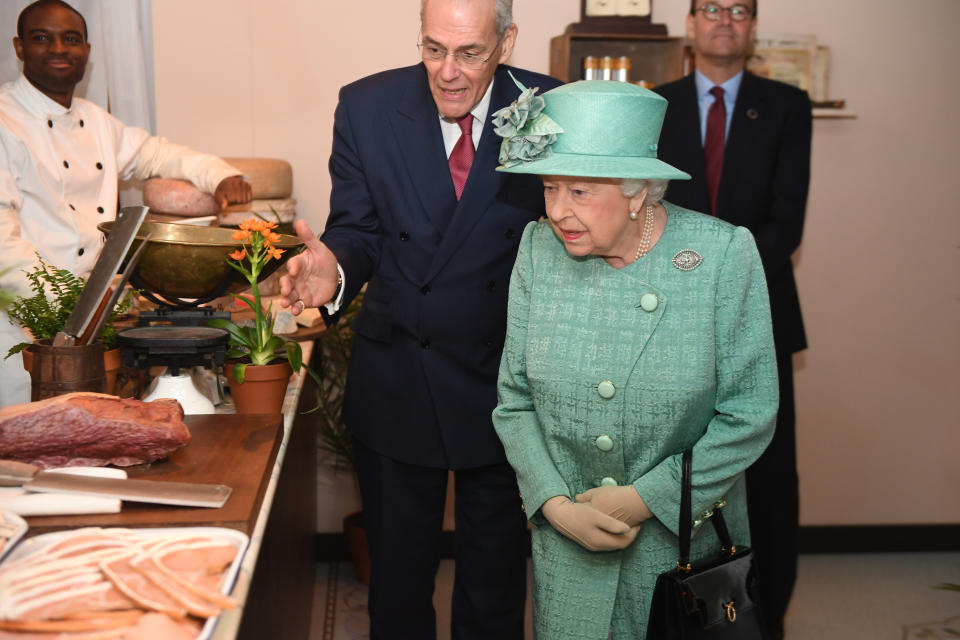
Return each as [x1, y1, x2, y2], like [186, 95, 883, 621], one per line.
[0, 526, 249, 640]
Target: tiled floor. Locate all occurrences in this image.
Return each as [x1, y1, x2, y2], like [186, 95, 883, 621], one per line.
[311, 553, 960, 639]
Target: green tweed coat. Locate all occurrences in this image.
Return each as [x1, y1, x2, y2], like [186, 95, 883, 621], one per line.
[493, 203, 778, 640]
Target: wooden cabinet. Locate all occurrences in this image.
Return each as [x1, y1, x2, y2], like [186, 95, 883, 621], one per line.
[549, 31, 688, 87]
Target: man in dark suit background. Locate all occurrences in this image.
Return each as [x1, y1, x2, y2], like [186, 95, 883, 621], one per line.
[655, 1, 812, 638]
[279, 1, 559, 637]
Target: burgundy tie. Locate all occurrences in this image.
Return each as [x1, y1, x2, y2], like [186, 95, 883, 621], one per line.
[704, 86, 726, 215]
[448, 114, 475, 200]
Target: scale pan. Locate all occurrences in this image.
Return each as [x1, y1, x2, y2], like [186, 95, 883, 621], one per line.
[98, 220, 303, 302]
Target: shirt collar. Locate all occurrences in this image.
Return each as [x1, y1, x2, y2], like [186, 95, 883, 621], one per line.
[13, 73, 73, 118]
[694, 69, 744, 103]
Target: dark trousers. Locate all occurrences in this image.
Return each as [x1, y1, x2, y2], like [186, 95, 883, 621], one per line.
[352, 437, 528, 640]
[746, 350, 799, 639]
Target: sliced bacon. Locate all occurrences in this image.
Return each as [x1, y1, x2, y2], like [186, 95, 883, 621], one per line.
[0, 609, 141, 632]
[122, 612, 202, 640]
[130, 557, 220, 618]
[0, 629, 129, 639]
[99, 554, 185, 618]
[149, 542, 237, 610]
[0, 528, 238, 638]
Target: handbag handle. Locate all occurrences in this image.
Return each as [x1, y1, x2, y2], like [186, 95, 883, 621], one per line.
[677, 449, 738, 571]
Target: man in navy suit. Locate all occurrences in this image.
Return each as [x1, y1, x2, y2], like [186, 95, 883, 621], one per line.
[280, 1, 559, 637]
[654, 1, 811, 638]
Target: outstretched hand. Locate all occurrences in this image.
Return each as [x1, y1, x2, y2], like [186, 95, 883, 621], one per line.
[541, 496, 640, 552]
[279, 219, 340, 315]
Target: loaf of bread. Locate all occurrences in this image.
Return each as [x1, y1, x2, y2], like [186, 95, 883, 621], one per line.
[221, 157, 293, 199]
[142, 178, 219, 216]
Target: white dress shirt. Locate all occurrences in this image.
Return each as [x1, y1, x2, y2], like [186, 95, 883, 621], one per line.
[0, 73, 241, 407]
[438, 80, 493, 157]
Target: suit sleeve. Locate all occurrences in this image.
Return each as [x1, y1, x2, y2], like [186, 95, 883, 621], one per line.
[492, 223, 571, 520]
[635, 227, 779, 536]
[320, 88, 382, 321]
[752, 90, 812, 279]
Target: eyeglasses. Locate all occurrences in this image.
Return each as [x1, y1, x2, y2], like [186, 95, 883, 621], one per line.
[695, 3, 754, 22]
[418, 38, 501, 70]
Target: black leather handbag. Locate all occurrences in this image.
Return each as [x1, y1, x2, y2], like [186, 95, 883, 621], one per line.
[646, 449, 765, 639]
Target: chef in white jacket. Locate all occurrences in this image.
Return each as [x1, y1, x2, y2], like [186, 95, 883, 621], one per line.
[0, 0, 253, 407]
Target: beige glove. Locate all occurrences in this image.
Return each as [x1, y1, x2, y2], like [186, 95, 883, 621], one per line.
[575, 485, 653, 527]
[540, 495, 641, 551]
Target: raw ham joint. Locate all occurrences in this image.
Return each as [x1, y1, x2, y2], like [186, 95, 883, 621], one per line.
[0, 528, 237, 639]
[0, 393, 190, 469]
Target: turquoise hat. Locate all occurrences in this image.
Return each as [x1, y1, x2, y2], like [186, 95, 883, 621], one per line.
[493, 78, 690, 181]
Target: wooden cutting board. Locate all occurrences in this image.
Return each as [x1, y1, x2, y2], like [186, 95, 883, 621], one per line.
[22, 413, 283, 536]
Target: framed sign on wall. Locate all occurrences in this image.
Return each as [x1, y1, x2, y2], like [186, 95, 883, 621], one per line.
[573, 0, 664, 34]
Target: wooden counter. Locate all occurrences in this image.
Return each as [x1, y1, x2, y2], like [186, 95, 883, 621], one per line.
[23, 413, 283, 536]
[13, 341, 317, 640]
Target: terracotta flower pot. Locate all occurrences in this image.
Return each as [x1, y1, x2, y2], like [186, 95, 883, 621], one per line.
[103, 347, 122, 395]
[224, 360, 292, 414]
[342, 511, 371, 585]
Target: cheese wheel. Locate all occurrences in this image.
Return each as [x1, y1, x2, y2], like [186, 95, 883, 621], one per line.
[219, 198, 297, 226]
[222, 158, 293, 199]
[142, 178, 219, 216]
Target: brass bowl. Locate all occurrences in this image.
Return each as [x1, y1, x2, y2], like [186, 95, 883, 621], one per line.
[97, 221, 303, 303]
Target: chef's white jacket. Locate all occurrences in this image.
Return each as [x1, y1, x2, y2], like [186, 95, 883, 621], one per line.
[0, 73, 242, 407]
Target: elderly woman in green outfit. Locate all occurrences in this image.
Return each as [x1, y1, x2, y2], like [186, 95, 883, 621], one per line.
[490, 79, 779, 639]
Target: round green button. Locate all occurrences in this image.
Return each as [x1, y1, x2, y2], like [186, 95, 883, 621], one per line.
[600, 476, 618, 487]
[640, 293, 659, 312]
[597, 380, 616, 399]
[595, 435, 614, 452]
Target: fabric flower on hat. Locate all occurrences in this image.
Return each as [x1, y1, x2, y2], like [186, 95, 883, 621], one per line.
[493, 71, 563, 168]
[492, 86, 546, 137]
[498, 133, 558, 168]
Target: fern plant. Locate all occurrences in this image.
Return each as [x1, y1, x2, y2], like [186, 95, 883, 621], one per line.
[4, 256, 134, 358]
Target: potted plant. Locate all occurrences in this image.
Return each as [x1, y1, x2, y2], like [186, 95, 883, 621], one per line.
[206, 218, 320, 414]
[4, 257, 135, 395]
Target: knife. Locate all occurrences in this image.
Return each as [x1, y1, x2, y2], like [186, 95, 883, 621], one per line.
[77, 231, 153, 346]
[53, 205, 149, 347]
[0, 460, 231, 509]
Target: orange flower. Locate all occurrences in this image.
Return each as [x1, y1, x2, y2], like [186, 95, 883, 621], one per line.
[239, 218, 278, 233]
[265, 231, 282, 244]
[267, 246, 285, 260]
[231, 229, 251, 242]
[229, 248, 247, 261]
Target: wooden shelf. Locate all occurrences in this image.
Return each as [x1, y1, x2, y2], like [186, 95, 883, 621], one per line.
[549, 31, 686, 86]
[813, 108, 857, 119]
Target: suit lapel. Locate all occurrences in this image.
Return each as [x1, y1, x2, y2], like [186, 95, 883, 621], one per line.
[718, 72, 762, 215]
[665, 75, 711, 214]
[389, 65, 458, 233]
[424, 66, 515, 281]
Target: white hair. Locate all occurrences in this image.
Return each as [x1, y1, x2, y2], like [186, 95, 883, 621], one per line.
[620, 179, 669, 205]
[420, 0, 514, 39]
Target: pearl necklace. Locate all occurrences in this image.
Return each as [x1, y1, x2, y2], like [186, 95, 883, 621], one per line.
[634, 204, 655, 261]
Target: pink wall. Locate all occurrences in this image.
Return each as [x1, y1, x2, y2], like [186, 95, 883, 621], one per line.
[152, 0, 960, 531]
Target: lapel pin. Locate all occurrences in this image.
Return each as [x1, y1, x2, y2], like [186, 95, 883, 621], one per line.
[672, 249, 703, 271]
[747, 108, 759, 120]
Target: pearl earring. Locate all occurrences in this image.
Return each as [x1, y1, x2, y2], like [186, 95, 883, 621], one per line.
[629, 210, 640, 220]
